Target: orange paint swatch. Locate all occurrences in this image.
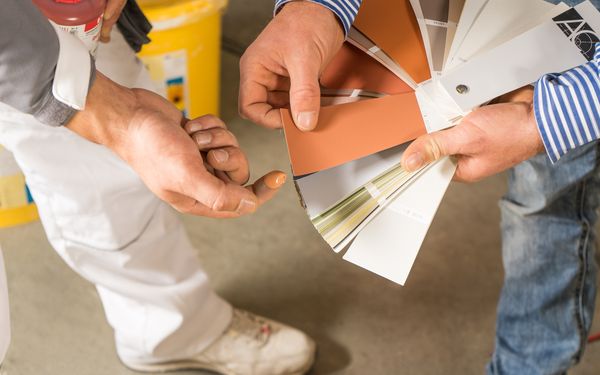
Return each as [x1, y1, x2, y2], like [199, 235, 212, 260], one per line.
[321, 42, 414, 95]
[282, 93, 427, 176]
[353, 0, 431, 84]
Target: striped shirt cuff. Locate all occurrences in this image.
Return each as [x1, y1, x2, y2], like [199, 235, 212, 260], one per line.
[274, 0, 362, 35]
[534, 43, 600, 163]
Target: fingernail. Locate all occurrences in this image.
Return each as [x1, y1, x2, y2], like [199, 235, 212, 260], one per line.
[187, 123, 204, 133]
[104, 12, 112, 20]
[194, 132, 212, 145]
[213, 149, 229, 163]
[238, 198, 256, 213]
[405, 153, 424, 171]
[265, 172, 287, 189]
[296, 112, 316, 131]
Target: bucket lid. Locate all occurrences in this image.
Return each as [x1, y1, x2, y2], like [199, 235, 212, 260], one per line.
[138, 0, 228, 31]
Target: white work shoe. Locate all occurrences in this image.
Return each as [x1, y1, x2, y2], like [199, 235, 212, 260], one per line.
[124, 309, 316, 375]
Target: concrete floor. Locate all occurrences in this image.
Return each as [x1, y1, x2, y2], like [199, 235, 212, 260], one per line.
[2, 1, 600, 374]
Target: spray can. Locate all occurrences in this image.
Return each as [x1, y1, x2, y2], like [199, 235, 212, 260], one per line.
[32, 0, 106, 56]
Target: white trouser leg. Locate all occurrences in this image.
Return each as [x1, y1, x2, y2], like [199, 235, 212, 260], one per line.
[0, 249, 9, 365]
[0, 30, 231, 364]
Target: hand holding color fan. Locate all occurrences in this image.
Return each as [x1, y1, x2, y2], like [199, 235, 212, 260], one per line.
[281, 0, 600, 285]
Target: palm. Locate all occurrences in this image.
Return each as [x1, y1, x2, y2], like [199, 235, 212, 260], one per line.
[120, 89, 256, 217]
[124, 105, 206, 212]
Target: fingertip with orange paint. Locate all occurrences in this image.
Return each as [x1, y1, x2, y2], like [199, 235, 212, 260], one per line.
[264, 171, 287, 189]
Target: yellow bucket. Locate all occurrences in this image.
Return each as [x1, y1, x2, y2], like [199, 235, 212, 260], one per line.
[138, 0, 228, 118]
[0, 147, 39, 228]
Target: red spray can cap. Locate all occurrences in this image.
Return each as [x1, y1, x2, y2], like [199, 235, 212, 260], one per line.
[32, 0, 106, 55]
[32, 0, 105, 27]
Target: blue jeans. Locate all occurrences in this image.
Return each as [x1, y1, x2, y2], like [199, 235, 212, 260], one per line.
[487, 142, 600, 374]
[486, 1, 600, 373]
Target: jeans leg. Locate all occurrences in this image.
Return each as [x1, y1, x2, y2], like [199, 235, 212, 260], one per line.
[487, 143, 600, 375]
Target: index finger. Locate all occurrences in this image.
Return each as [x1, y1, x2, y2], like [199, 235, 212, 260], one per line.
[101, 0, 126, 42]
[239, 58, 290, 126]
[180, 171, 287, 218]
[104, 0, 126, 19]
[239, 78, 283, 129]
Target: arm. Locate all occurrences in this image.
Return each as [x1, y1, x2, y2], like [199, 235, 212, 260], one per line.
[399, 43, 600, 182]
[239, 1, 361, 131]
[401, 88, 543, 182]
[534, 43, 600, 163]
[0, 0, 92, 126]
[69, 73, 285, 217]
[274, 0, 362, 34]
[1, 0, 284, 217]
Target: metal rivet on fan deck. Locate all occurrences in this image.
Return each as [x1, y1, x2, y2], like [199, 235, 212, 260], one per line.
[456, 84, 469, 94]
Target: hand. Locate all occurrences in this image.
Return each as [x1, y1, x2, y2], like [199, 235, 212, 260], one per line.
[239, 1, 344, 131]
[401, 87, 545, 182]
[184, 115, 250, 185]
[100, 0, 127, 43]
[184, 115, 289, 205]
[68, 72, 286, 218]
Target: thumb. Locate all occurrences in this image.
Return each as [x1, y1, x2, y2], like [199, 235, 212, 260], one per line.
[185, 166, 259, 214]
[401, 128, 462, 172]
[288, 57, 322, 132]
[248, 170, 287, 205]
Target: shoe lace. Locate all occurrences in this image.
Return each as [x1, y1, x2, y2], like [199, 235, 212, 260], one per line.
[225, 309, 275, 347]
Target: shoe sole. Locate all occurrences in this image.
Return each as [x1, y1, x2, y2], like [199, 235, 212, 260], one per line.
[123, 347, 316, 375]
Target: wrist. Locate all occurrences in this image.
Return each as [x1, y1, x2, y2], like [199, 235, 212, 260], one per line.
[67, 71, 138, 151]
[279, 1, 345, 42]
[526, 101, 545, 155]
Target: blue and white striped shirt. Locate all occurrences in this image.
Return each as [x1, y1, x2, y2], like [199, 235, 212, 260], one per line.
[535, 44, 600, 162]
[274, 0, 361, 34]
[275, 0, 600, 163]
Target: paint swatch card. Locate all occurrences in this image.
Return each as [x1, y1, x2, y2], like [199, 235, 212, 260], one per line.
[320, 42, 414, 95]
[281, 94, 427, 177]
[353, 0, 431, 84]
[440, 2, 600, 111]
[449, 0, 558, 66]
[444, 0, 466, 66]
[411, 0, 451, 75]
[279, 0, 600, 286]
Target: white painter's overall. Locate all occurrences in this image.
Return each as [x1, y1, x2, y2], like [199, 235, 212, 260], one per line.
[0, 29, 231, 364]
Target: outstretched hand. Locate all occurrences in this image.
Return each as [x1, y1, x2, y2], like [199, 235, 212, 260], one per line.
[68, 72, 286, 218]
[183, 114, 288, 208]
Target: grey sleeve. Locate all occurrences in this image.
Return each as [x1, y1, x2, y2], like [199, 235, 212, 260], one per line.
[0, 0, 94, 126]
